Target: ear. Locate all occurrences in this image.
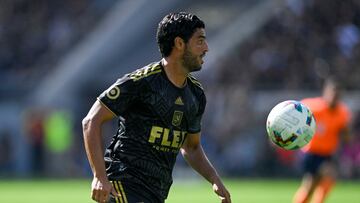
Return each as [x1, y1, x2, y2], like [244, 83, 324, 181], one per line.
[174, 37, 185, 51]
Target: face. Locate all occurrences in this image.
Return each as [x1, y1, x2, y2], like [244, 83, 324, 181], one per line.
[181, 28, 208, 72]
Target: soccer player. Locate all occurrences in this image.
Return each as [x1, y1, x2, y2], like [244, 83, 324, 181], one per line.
[82, 12, 231, 203]
[293, 77, 352, 203]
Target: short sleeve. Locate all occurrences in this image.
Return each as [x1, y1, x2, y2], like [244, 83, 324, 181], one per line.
[98, 75, 140, 116]
[188, 92, 206, 134]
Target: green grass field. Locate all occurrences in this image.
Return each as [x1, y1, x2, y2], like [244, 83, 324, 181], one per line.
[0, 179, 359, 203]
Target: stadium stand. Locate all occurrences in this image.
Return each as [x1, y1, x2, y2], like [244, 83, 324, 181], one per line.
[0, 0, 359, 179]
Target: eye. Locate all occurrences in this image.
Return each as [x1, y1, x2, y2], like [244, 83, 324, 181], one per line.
[197, 39, 205, 45]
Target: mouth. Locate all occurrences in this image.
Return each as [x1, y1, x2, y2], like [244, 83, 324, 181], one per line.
[200, 54, 206, 64]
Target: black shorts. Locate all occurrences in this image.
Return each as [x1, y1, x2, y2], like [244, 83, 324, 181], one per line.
[108, 180, 163, 203]
[303, 153, 332, 175]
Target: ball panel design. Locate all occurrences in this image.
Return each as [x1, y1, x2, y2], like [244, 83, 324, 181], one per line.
[266, 100, 316, 150]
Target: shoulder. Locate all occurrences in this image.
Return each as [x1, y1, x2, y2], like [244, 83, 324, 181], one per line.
[110, 62, 162, 93]
[187, 74, 206, 105]
[187, 74, 204, 93]
[127, 61, 163, 82]
[301, 97, 325, 110]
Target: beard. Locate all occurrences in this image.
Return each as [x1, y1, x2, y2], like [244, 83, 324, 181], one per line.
[182, 46, 202, 72]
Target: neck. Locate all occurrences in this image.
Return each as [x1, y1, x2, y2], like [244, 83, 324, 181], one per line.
[161, 58, 188, 88]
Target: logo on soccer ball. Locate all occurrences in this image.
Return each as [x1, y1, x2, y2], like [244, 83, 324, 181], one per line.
[266, 100, 316, 150]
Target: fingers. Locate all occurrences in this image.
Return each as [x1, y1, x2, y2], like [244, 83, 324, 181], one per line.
[91, 181, 121, 203]
[219, 195, 231, 203]
[216, 188, 231, 203]
[225, 191, 231, 203]
[111, 186, 121, 198]
[91, 181, 112, 203]
[102, 192, 109, 203]
[224, 190, 231, 203]
[91, 188, 109, 202]
[220, 197, 231, 203]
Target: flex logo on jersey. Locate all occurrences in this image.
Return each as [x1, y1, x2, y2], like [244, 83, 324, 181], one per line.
[148, 126, 187, 152]
[106, 86, 120, 99]
[172, 111, 183, 126]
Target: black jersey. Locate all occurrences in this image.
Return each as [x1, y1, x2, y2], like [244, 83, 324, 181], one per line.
[98, 61, 206, 201]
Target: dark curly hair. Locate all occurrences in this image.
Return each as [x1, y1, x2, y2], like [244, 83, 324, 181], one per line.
[156, 12, 205, 57]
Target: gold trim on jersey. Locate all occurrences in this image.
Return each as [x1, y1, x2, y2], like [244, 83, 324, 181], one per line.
[111, 181, 128, 203]
[111, 181, 121, 203]
[130, 63, 162, 81]
[187, 74, 203, 89]
[117, 181, 128, 203]
[97, 98, 118, 117]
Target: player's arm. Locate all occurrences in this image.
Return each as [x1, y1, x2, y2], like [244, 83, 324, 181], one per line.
[181, 132, 231, 203]
[82, 100, 119, 202]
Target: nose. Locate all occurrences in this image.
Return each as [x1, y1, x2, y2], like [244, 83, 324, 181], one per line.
[204, 41, 209, 52]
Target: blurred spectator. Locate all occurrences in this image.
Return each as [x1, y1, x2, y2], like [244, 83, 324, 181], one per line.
[43, 109, 74, 177]
[335, 23, 360, 58]
[217, 0, 360, 90]
[0, 130, 12, 176]
[23, 109, 46, 176]
[0, 0, 115, 97]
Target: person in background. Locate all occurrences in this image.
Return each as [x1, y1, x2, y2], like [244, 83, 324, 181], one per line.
[293, 76, 352, 203]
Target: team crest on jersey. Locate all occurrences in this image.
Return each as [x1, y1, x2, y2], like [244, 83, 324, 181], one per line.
[106, 86, 120, 99]
[172, 111, 183, 127]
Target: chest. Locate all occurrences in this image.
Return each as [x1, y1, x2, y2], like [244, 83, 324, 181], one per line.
[141, 84, 199, 128]
[314, 110, 344, 134]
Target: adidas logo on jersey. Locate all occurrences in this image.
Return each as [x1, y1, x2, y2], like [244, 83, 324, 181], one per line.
[175, 96, 184, 105]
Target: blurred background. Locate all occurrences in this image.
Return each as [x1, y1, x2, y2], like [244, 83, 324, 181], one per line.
[1, 0, 360, 201]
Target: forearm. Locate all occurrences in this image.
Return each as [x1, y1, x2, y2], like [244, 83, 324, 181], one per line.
[181, 145, 220, 184]
[83, 117, 107, 179]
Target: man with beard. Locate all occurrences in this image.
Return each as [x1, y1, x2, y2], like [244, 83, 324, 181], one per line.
[82, 12, 231, 203]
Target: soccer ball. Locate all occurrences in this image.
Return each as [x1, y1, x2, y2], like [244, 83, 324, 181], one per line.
[266, 100, 316, 150]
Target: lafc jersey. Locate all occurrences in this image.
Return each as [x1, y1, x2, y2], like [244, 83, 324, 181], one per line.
[98, 61, 206, 200]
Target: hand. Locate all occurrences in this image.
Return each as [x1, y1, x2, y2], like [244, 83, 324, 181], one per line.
[212, 179, 231, 203]
[91, 176, 120, 202]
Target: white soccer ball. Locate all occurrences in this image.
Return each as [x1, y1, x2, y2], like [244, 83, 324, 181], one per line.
[266, 100, 316, 150]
